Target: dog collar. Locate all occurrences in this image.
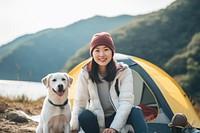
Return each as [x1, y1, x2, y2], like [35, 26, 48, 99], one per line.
[48, 99, 68, 107]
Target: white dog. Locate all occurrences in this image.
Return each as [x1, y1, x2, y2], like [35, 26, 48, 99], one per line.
[36, 72, 73, 133]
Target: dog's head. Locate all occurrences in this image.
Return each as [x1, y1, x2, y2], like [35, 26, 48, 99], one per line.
[42, 72, 73, 97]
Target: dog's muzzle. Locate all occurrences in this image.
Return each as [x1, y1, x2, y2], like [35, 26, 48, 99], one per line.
[53, 84, 65, 96]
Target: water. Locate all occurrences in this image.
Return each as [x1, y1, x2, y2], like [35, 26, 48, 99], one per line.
[0, 80, 47, 100]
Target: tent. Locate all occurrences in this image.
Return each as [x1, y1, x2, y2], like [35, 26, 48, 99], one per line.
[68, 53, 200, 133]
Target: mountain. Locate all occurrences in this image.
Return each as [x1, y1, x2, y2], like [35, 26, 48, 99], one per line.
[165, 32, 200, 94]
[0, 15, 135, 81]
[65, 0, 200, 97]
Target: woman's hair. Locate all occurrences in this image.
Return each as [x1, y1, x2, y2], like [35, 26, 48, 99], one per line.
[89, 58, 116, 83]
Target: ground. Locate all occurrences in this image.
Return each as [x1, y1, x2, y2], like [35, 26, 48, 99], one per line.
[0, 96, 44, 133]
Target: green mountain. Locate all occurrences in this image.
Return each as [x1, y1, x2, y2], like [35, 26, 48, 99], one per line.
[165, 32, 200, 95]
[0, 15, 135, 81]
[65, 0, 200, 97]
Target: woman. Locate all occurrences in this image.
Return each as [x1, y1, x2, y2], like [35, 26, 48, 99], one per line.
[71, 32, 148, 133]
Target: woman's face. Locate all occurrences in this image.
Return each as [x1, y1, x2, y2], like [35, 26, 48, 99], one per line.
[92, 45, 112, 67]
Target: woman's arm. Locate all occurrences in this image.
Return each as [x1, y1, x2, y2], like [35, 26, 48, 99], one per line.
[71, 70, 90, 131]
[110, 67, 134, 131]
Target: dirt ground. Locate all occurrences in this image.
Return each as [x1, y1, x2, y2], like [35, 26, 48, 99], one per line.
[0, 96, 44, 133]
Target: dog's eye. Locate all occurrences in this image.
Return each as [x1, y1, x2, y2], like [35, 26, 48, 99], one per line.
[52, 79, 56, 82]
[62, 78, 66, 81]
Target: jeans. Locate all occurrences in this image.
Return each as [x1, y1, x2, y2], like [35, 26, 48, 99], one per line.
[78, 106, 149, 133]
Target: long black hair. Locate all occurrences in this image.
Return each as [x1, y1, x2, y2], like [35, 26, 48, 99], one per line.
[89, 58, 116, 84]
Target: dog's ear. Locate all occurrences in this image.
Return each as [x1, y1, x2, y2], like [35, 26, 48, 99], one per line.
[41, 74, 52, 88]
[64, 73, 74, 86]
[68, 75, 74, 85]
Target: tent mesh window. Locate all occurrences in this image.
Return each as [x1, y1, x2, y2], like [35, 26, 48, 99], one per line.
[131, 70, 158, 122]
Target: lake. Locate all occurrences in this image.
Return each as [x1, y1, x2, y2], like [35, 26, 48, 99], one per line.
[0, 80, 47, 100]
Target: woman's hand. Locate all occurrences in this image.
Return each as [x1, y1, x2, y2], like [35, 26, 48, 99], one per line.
[103, 128, 117, 133]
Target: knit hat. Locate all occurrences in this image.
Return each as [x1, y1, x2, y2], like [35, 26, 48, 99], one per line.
[90, 32, 115, 56]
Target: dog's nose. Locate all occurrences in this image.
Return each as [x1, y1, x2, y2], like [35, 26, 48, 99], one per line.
[58, 84, 63, 91]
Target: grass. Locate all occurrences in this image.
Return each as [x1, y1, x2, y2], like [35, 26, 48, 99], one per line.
[0, 95, 44, 115]
[13, 94, 32, 103]
[0, 94, 44, 105]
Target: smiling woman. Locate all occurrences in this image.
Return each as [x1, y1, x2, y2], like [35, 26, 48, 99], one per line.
[70, 32, 149, 133]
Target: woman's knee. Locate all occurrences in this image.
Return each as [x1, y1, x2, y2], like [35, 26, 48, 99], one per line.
[128, 106, 148, 133]
[127, 106, 145, 123]
[78, 109, 95, 122]
[78, 110, 99, 133]
[131, 106, 144, 117]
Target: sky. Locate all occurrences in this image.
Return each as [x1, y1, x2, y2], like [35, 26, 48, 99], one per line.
[0, 0, 176, 47]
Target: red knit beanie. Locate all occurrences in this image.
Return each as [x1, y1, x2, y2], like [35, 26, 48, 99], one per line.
[90, 32, 115, 56]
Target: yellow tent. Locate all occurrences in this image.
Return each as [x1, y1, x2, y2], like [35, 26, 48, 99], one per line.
[69, 53, 200, 132]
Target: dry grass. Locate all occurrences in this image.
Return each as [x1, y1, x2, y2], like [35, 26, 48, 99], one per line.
[0, 95, 44, 115]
